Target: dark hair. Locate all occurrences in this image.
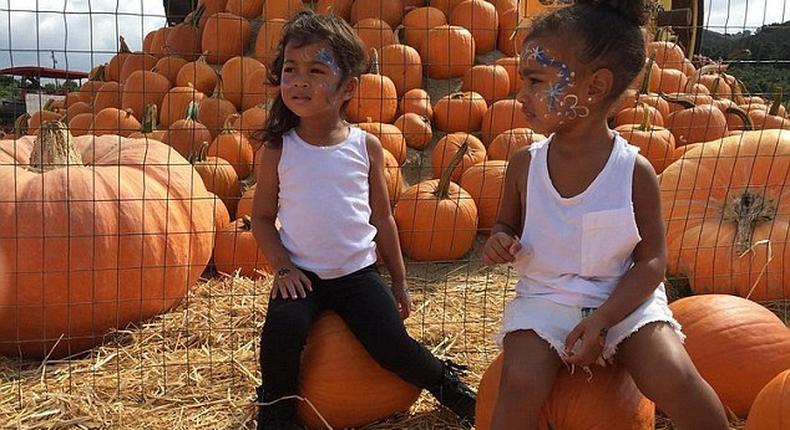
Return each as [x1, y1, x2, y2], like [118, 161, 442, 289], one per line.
[254, 10, 367, 148]
[524, 0, 650, 102]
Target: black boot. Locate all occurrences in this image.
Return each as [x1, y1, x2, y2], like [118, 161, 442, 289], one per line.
[427, 360, 477, 428]
[256, 386, 297, 430]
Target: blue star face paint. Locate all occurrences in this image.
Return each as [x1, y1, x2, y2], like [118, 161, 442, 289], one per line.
[523, 44, 572, 113]
[316, 48, 341, 76]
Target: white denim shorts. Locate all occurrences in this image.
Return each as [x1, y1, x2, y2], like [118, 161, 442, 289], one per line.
[496, 285, 685, 367]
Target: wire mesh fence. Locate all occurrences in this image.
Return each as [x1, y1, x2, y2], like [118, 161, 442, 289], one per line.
[0, 0, 788, 429]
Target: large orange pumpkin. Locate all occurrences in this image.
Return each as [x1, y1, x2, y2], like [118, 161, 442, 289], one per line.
[401, 6, 446, 51]
[0, 122, 216, 359]
[213, 216, 270, 277]
[664, 96, 728, 146]
[460, 160, 507, 232]
[394, 141, 478, 261]
[159, 84, 206, 129]
[220, 56, 266, 110]
[476, 353, 655, 430]
[207, 115, 255, 179]
[660, 130, 790, 301]
[745, 369, 790, 429]
[434, 91, 488, 133]
[296, 311, 421, 429]
[669, 295, 790, 418]
[176, 55, 218, 96]
[91, 107, 142, 137]
[121, 69, 172, 120]
[378, 44, 422, 96]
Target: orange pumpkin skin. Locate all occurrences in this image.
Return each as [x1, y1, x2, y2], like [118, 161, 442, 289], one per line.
[241, 67, 278, 111]
[460, 160, 507, 232]
[154, 56, 189, 85]
[213, 216, 270, 277]
[745, 369, 790, 429]
[236, 184, 255, 219]
[615, 124, 675, 174]
[233, 104, 270, 149]
[647, 41, 685, 70]
[462, 65, 510, 106]
[394, 113, 432, 150]
[382, 149, 403, 207]
[91, 107, 142, 137]
[351, 0, 404, 28]
[191, 144, 241, 218]
[655, 68, 688, 94]
[254, 19, 287, 68]
[0, 126, 215, 359]
[476, 353, 655, 430]
[159, 85, 207, 129]
[420, 25, 475, 80]
[297, 312, 421, 429]
[660, 130, 790, 301]
[614, 105, 664, 128]
[449, 0, 499, 55]
[481, 99, 531, 145]
[67, 113, 94, 137]
[346, 54, 398, 124]
[400, 88, 433, 120]
[494, 56, 520, 95]
[665, 104, 727, 147]
[434, 92, 488, 133]
[262, 0, 305, 20]
[315, 0, 354, 21]
[354, 18, 397, 52]
[393, 169, 478, 262]
[431, 132, 486, 182]
[220, 56, 266, 110]
[121, 70, 172, 120]
[207, 118, 255, 179]
[379, 44, 422, 96]
[176, 56, 218, 96]
[200, 12, 252, 65]
[487, 128, 546, 161]
[401, 6, 446, 50]
[355, 121, 407, 166]
[226, 0, 263, 18]
[669, 295, 790, 418]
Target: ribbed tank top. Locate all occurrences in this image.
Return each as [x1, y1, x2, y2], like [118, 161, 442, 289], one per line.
[277, 127, 377, 279]
[512, 133, 645, 307]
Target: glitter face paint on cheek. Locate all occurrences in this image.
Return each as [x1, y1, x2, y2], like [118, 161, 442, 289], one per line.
[522, 44, 572, 113]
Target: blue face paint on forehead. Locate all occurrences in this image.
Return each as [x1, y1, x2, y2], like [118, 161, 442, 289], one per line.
[316, 48, 340, 75]
[523, 44, 573, 113]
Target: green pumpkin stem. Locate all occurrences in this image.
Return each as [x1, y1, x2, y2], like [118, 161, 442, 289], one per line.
[434, 139, 468, 200]
[221, 114, 240, 134]
[369, 48, 380, 75]
[659, 92, 696, 109]
[118, 36, 131, 54]
[188, 141, 210, 164]
[184, 100, 200, 121]
[637, 102, 653, 131]
[638, 56, 655, 96]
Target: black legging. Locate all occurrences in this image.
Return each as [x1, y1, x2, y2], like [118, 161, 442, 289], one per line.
[162, 0, 196, 26]
[259, 264, 444, 399]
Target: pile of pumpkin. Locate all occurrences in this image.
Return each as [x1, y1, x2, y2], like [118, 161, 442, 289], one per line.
[2, 0, 790, 428]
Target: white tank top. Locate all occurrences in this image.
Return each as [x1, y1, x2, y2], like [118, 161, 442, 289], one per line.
[512, 132, 647, 307]
[277, 127, 377, 279]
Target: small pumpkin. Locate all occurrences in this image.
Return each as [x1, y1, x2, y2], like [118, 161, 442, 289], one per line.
[462, 64, 510, 106]
[164, 101, 214, 158]
[449, 0, 499, 55]
[394, 113, 432, 150]
[663, 94, 727, 147]
[315, 0, 354, 21]
[355, 119, 407, 165]
[106, 36, 132, 82]
[494, 56, 521, 95]
[121, 69, 172, 120]
[434, 92, 488, 133]
[459, 160, 507, 232]
[615, 105, 675, 174]
[154, 55, 189, 85]
[233, 103, 270, 149]
[400, 88, 433, 120]
[432, 132, 486, 182]
[487, 128, 545, 161]
[420, 25, 475, 80]
[394, 141, 478, 261]
[480, 99, 531, 145]
[93, 81, 123, 112]
[254, 18, 287, 67]
[91, 107, 142, 137]
[220, 56, 266, 110]
[118, 43, 158, 85]
[159, 84, 207, 129]
[200, 12, 252, 65]
[350, 0, 404, 28]
[164, 4, 206, 61]
[346, 49, 398, 124]
[214, 215, 271, 276]
[176, 55, 218, 96]
[190, 142, 241, 217]
[28, 99, 63, 135]
[198, 75, 239, 140]
[67, 113, 94, 137]
[207, 114, 255, 179]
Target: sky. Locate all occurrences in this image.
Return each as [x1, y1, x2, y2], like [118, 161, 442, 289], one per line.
[0, 0, 787, 74]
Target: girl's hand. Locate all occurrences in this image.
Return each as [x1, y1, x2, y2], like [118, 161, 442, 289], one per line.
[563, 313, 609, 366]
[483, 232, 522, 265]
[272, 265, 313, 300]
[391, 282, 412, 320]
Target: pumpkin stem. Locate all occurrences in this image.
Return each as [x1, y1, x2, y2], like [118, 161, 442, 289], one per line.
[659, 92, 696, 109]
[709, 76, 721, 99]
[184, 100, 200, 121]
[636, 102, 653, 131]
[725, 106, 754, 131]
[434, 139, 469, 200]
[88, 64, 106, 82]
[42, 98, 56, 112]
[118, 36, 131, 54]
[28, 120, 83, 172]
[211, 73, 226, 100]
[722, 191, 776, 253]
[638, 56, 655, 95]
[188, 141, 210, 164]
[241, 215, 253, 231]
[189, 3, 206, 27]
[768, 86, 783, 116]
[732, 78, 748, 105]
[140, 104, 159, 133]
[222, 114, 240, 134]
[369, 48, 380, 75]
[14, 113, 30, 136]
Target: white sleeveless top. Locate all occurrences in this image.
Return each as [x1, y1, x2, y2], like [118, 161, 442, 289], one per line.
[277, 127, 377, 279]
[511, 133, 647, 308]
